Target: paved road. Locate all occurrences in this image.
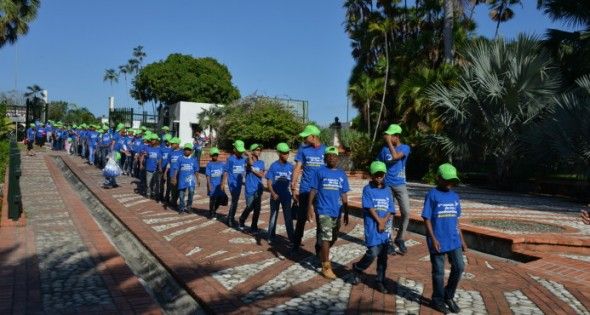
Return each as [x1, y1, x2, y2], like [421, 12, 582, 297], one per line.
[58, 152, 590, 314]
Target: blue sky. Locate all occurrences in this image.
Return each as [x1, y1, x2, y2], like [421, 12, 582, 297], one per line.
[0, 0, 572, 126]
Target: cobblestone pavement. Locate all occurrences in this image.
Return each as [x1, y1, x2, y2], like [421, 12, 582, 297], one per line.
[0, 152, 162, 314]
[60, 153, 590, 314]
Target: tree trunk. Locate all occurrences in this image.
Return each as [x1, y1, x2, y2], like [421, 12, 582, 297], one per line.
[443, 0, 454, 64]
[371, 31, 390, 149]
[366, 99, 371, 138]
[494, 2, 504, 38]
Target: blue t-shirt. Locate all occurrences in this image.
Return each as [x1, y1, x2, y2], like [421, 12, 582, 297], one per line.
[168, 149, 183, 173]
[87, 131, 98, 147]
[295, 144, 327, 193]
[160, 147, 172, 169]
[26, 128, 35, 141]
[36, 127, 45, 138]
[377, 144, 411, 186]
[46, 124, 53, 133]
[100, 133, 112, 146]
[114, 136, 127, 152]
[265, 160, 294, 199]
[131, 138, 143, 152]
[206, 161, 225, 196]
[310, 166, 350, 218]
[362, 183, 395, 247]
[224, 154, 246, 191]
[421, 187, 462, 254]
[176, 155, 199, 190]
[144, 146, 161, 172]
[245, 160, 265, 196]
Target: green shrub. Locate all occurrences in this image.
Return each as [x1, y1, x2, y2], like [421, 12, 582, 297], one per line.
[0, 140, 10, 180]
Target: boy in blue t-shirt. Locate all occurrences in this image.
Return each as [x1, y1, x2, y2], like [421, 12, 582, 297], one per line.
[222, 140, 247, 227]
[165, 137, 182, 207]
[349, 161, 395, 293]
[25, 124, 36, 156]
[421, 163, 467, 314]
[239, 143, 265, 232]
[171, 143, 200, 213]
[159, 134, 173, 201]
[307, 146, 350, 279]
[205, 147, 225, 219]
[377, 123, 411, 255]
[141, 134, 162, 199]
[266, 143, 295, 245]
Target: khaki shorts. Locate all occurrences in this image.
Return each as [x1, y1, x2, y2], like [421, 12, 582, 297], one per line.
[318, 215, 340, 242]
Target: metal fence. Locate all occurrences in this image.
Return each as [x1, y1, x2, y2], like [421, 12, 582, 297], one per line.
[7, 135, 22, 220]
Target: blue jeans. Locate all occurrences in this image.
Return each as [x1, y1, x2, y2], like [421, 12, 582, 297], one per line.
[268, 196, 294, 243]
[430, 247, 465, 304]
[240, 190, 262, 229]
[227, 187, 242, 222]
[178, 187, 194, 212]
[88, 146, 96, 165]
[353, 242, 389, 283]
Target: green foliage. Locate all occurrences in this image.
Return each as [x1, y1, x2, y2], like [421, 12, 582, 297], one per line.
[131, 53, 240, 105]
[0, 0, 40, 48]
[217, 96, 304, 149]
[45, 101, 97, 125]
[348, 133, 377, 172]
[426, 35, 561, 185]
[0, 140, 8, 180]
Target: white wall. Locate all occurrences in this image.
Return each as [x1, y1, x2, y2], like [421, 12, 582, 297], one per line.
[169, 101, 218, 145]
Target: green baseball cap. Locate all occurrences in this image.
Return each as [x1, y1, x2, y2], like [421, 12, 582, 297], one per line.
[29, 123, 35, 127]
[164, 134, 172, 142]
[210, 147, 220, 155]
[170, 137, 180, 144]
[233, 140, 246, 153]
[276, 142, 290, 153]
[384, 124, 402, 135]
[299, 125, 321, 138]
[325, 146, 339, 155]
[250, 143, 262, 151]
[438, 163, 460, 182]
[140, 126, 147, 131]
[161, 126, 170, 131]
[183, 143, 193, 150]
[370, 161, 387, 175]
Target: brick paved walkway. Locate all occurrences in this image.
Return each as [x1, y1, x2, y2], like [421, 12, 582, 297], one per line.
[0, 152, 162, 314]
[56, 152, 590, 314]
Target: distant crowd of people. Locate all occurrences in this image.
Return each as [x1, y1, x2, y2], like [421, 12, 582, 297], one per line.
[32, 119, 570, 314]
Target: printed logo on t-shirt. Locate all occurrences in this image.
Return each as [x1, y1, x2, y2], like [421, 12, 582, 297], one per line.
[149, 152, 158, 159]
[436, 201, 459, 218]
[232, 165, 245, 174]
[210, 169, 223, 177]
[322, 177, 344, 191]
[373, 197, 390, 212]
[305, 155, 324, 167]
[180, 163, 194, 172]
[274, 171, 292, 182]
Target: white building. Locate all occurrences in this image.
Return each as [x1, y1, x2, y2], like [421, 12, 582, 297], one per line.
[167, 101, 219, 145]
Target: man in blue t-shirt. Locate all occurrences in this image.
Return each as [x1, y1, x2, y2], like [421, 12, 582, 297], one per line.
[222, 140, 247, 227]
[205, 147, 225, 219]
[291, 124, 326, 253]
[266, 143, 295, 245]
[159, 134, 173, 201]
[87, 125, 99, 165]
[376, 123, 411, 255]
[165, 137, 183, 206]
[98, 127, 114, 169]
[171, 143, 199, 213]
[421, 163, 467, 314]
[349, 161, 395, 293]
[307, 146, 350, 279]
[239, 144, 265, 232]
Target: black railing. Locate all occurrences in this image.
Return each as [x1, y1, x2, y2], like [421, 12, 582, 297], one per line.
[7, 135, 22, 220]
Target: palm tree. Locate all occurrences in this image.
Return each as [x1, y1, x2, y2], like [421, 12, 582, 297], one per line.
[197, 104, 224, 146]
[348, 74, 381, 138]
[24, 84, 44, 99]
[488, 0, 522, 38]
[119, 63, 134, 106]
[442, 0, 454, 63]
[426, 35, 561, 185]
[132, 45, 146, 69]
[0, 0, 40, 48]
[368, 19, 394, 148]
[24, 84, 45, 121]
[103, 68, 119, 95]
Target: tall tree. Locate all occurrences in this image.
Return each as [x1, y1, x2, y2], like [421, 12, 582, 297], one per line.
[442, 0, 455, 63]
[348, 74, 381, 137]
[131, 53, 240, 106]
[0, 0, 39, 48]
[103, 68, 119, 95]
[132, 45, 146, 69]
[488, 0, 522, 38]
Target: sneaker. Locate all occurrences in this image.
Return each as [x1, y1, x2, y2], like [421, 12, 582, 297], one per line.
[431, 301, 450, 314]
[238, 221, 246, 230]
[445, 299, 461, 313]
[376, 282, 389, 294]
[387, 241, 397, 255]
[395, 239, 407, 255]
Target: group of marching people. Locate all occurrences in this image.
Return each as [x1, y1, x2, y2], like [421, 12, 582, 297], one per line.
[24, 120, 468, 314]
